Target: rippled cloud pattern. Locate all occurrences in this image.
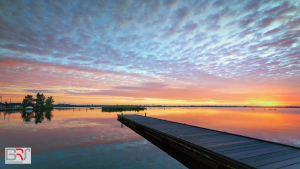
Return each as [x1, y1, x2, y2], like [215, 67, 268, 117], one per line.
[0, 0, 299, 105]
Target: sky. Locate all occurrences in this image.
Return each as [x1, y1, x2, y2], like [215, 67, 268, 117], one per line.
[0, 0, 300, 106]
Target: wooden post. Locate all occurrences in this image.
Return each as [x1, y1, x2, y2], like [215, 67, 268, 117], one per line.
[145, 112, 146, 117]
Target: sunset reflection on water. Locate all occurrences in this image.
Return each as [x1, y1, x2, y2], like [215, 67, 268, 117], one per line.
[145, 107, 300, 147]
[0, 108, 186, 169]
[1, 109, 138, 155]
[0, 107, 300, 168]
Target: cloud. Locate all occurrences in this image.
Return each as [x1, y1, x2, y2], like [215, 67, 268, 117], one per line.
[244, 0, 260, 11]
[279, 39, 298, 47]
[174, 7, 189, 23]
[62, 82, 231, 101]
[67, 56, 93, 61]
[288, 18, 300, 29]
[213, 0, 226, 7]
[0, 0, 300, 105]
[24, 89, 55, 94]
[264, 27, 282, 36]
[183, 22, 198, 32]
[113, 82, 167, 90]
[258, 17, 276, 28]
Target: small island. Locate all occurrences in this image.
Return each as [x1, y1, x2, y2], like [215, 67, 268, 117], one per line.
[0, 93, 54, 111]
[101, 105, 146, 112]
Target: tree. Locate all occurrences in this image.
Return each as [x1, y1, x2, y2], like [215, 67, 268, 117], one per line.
[45, 96, 54, 105]
[36, 93, 46, 108]
[22, 95, 34, 108]
[45, 96, 54, 108]
[22, 93, 54, 109]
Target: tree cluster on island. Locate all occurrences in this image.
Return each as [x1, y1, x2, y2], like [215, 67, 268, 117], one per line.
[22, 93, 54, 109]
[101, 105, 146, 112]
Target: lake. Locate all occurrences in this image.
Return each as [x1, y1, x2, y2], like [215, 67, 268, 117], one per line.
[1, 107, 300, 168]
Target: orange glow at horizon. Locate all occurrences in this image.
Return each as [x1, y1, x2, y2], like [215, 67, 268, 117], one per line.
[0, 59, 299, 107]
[0, 92, 299, 106]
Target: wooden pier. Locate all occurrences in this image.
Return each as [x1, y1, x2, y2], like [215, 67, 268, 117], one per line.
[118, 114, 300, 169]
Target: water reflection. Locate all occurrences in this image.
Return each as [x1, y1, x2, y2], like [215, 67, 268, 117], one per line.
[0, 110, 53, 124]
[0, 108, 186, 169]
[1, 107, 300, 169]
[148, 107, 300, 147]
[25, 110, 33, 113]
[21, 109, 53, 124]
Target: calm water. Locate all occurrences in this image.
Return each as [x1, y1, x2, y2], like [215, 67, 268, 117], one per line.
[1, 107, 300, 168]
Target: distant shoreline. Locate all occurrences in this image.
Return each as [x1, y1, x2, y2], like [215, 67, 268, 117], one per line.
[1, 106, 298, 111]
[52, 105, 299, 108]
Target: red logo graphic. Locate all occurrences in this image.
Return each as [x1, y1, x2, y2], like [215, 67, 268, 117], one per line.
[16, 148, 24, 161]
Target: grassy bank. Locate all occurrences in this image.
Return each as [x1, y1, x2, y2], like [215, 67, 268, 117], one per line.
[102, 106, 146, 112]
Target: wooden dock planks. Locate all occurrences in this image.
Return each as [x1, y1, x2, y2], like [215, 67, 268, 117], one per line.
[118, 114, 300, 169]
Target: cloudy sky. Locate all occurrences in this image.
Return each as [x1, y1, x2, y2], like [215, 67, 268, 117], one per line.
[0, 0, 299, 106]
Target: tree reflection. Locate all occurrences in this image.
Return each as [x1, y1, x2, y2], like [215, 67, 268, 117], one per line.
[21, 109, 53, 124]
[44, 109, 53, 121]
[21, 111, 34, 122]
[34, 110, 44, 124]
